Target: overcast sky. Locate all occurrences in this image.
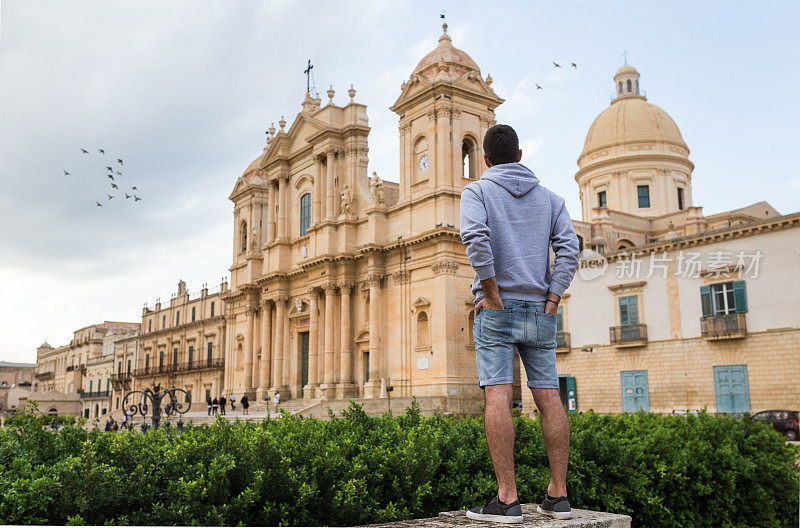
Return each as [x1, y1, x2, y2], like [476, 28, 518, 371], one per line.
[1, 1, 798, 363]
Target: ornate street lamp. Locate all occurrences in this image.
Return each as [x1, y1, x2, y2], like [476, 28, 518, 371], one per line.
[122, 383, 191, 432]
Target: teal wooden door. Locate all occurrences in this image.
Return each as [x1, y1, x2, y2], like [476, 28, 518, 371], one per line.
[299, 332, 309, 397]
[558, 375, 578, 413]
[713, 365, 750, 413]
[621, 370, 650, 412]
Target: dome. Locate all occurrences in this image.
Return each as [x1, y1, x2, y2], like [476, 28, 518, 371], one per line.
[581, 97, 686, 157]
[614, 64, 639, 79]
[411, 23, 480, 78]
[39, 341, 52, 348]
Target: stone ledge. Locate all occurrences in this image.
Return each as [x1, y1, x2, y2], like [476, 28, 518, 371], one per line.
[364, 504, 631, 528]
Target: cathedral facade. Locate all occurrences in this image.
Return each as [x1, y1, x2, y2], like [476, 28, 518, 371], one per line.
[222, 24, 495, 412]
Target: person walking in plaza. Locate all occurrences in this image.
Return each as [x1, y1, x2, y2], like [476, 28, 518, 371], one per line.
[219, 395, 227, 415]
[212, 397, 219, 415]
[206, 395, 212, 416]
[272, 391, 280, 413]
[230, 393, 236, 411]
[460, 124, 580, 522]
[241, 394, 249, 415]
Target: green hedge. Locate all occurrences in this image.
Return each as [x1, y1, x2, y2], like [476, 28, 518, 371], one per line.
[0, 401, 797, 527]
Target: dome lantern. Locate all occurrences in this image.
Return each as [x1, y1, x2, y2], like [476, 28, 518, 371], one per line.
[614, 64, 642, 99]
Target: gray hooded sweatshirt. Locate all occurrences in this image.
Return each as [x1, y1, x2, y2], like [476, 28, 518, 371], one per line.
[460, 162, 580, 303]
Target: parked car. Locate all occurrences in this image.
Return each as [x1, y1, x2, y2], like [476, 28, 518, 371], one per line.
[751, 410, 799, 440]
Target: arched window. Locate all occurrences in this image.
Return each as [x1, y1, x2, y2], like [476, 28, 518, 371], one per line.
[240, 221, 248, 253]
[576, 235, 584, 253]
[300, 193, 311, 235]
[417, 312, 430, 347]
[462, 138, 477, 180]
[635, 80, 639, 94]
[618, 81, 623, 94]
[626, 79, 632, 92]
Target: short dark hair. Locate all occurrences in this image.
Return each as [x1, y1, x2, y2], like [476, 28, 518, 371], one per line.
[483, 124, 519, 165]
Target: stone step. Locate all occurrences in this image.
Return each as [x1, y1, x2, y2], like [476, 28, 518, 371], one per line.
[363, 504, 631, 527]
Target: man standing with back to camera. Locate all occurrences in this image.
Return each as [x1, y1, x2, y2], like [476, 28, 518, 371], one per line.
[460, 124, 580, 522]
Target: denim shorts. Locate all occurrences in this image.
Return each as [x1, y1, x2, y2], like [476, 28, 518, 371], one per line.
[473, 299, 559, 389]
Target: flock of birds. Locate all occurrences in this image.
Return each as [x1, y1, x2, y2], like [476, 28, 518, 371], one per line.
[63, 148, 142, 207]
[534, 61, 578, 90]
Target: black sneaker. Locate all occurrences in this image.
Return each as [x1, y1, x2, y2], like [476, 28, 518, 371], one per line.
[466, 495, 523, 524]
[536, 492, 573, 520]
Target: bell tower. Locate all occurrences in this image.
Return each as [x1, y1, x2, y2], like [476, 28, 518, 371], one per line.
[390, 23, 503, 205]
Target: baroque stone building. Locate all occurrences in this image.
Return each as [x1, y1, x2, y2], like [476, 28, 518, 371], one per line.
[223, 23, 499, 412]
[521, 64, 800, 416]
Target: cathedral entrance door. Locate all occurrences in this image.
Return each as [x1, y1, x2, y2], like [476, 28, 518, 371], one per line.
[299, 331, 309, 397]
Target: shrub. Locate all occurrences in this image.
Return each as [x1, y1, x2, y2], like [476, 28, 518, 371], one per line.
[0, 401, 796, 527]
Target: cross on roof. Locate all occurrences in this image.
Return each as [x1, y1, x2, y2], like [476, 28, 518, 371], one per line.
[622, 50, 629, 65]
[304, 59, 314, 94]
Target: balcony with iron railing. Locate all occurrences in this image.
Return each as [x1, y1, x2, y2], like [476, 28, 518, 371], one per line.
[556, 331, 571, 351]
[80, 390, 110, 399]
[701, 313, 747, 340]
[66, 364, 86, 373]
[610, 324, 648, 346]
[111, 372, 131, 383]
[34, 371, 54, 380]
[133, 358, 224, 377]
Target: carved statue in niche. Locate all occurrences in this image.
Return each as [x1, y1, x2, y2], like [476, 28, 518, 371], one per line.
[369, 171, 386, 207]
[339, 184, 353, 215]
[248, 227, 259, 252]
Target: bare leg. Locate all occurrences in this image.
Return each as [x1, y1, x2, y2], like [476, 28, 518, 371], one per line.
[531, 388, 570, 497]
[483, 384, 518, 504]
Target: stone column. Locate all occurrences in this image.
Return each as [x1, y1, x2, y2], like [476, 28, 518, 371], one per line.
[277, 175, 288, 240]
[282, 300, 291, 397]
[325, 148, 336, 221]
[337, 282, 354, 397]
[364, 274, 382, 398]
[244, 302, 256, 394]
[266, 180, 276, 242]
[319, 284, 337, 398]
[304, 289, 319, 399]
[256, 300, 272, 401]
[271, 296, 288, 395]
[313, 155, 322, 224]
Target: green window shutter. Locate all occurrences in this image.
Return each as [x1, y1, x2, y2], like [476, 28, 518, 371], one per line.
[700, 285, 712, 317]
[732, 281, 748, 313]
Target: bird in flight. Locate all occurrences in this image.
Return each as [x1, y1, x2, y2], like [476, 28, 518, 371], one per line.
[125, 193, 131, 199]
[107, 174, 114, 181]
[536, 83, 542, 90]
[98, 149, 105, 155]
[571, 63, 577, 68]
[553, 62, 561, 68]
[117, 159, 123, 165]
[131, 186, 138, 191]
[96, 201, 103, 207]
[106, 166, 113, 171]
[81, 148, 89, 154]
[63, 169, 70, 176]
[111, 183, 118, 189]
[107, 194, 114, 200]
[115, 171, 122, 176]
[134, 195, 141, 201]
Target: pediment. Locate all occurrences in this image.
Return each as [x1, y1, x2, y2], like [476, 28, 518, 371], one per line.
[413, 297, 431, 308]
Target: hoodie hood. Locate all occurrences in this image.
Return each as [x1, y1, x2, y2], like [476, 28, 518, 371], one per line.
[480, 162, 539, 197]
